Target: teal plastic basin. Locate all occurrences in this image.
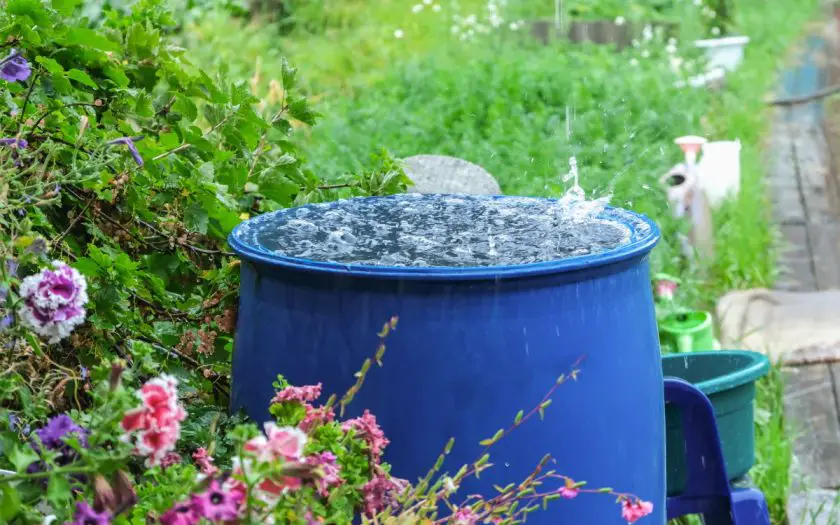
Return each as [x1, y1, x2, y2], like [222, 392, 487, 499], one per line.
[662, 350, 770, 496]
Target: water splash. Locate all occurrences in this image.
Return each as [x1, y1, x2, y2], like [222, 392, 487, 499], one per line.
[236, 194, 636, 268]
[556, 156, 611, 222]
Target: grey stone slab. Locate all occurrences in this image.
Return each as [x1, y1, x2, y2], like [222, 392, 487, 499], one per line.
[784, 364, 840, 489]
[402, 155, 502, 195]
[788, 489, 840, 525]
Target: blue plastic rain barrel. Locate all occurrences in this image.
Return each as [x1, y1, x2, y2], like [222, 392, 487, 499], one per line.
[229, 194, 664, 524]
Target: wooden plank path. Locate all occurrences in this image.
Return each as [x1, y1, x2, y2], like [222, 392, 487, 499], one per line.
[775, 22, 840, 525]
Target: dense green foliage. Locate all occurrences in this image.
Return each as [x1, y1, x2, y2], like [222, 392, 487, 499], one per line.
[0, 0, 408, 423]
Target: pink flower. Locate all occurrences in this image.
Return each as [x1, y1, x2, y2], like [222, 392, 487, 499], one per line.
[307, 451, 343, 497]
[271, 383, 322, 404]
[452, 507, 479, 524]
[244, 423, 307, 463]
[227, 423, 310, 504]
[120, 375, 186, 467]
[193, 447, 219, 476]
[361, 469, 408, 516]
[17, 261, 88, 343]
[160, 452, 182, 469]
[655, 279, 678, 300]
[621, 499, 654, 523]
[342, 410, 389, 461]
[190, 480, 243, 522]
[299, 404, 335, 433]
[558, 485, 579, 499]
[159, 501, 200, 525]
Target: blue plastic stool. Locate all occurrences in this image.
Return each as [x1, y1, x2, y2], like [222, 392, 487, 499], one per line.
[664, 378, 771, 524]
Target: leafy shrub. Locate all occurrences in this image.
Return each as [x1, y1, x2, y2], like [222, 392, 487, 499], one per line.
[0, 0, 407, 433]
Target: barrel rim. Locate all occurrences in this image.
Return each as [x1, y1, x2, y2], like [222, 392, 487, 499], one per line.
[227, 194, 660, 281]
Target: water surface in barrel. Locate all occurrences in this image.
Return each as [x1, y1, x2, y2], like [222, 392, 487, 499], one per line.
[243, 194, 633, 267]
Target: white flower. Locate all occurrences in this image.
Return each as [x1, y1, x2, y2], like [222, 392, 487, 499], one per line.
[693, 0, 702, 5]
[670, 56, 684, 71]
[432, 4, 441, 11]
[615, 16, 626, 26]
[630, 58, 639, 67]
[509, 21, 519, 30]
[412, 4, 423, 13]
[666, 43, 677, 54]
[642, 24, 653, 41]
[466, 14, 477, 25]
[711, 26, 720, 35]
[394, 28, 404, 39]
[668, 37, 677, 46]
[632, 39, 640, 48]
[641, 49, 650, 58]
[423, 0, 432, 4]
[451, 25, 460, 33]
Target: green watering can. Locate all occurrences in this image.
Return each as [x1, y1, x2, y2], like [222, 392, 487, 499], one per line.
[659, 310, 719, 353]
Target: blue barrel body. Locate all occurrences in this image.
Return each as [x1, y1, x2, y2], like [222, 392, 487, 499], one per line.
[229, 197, 664, 524]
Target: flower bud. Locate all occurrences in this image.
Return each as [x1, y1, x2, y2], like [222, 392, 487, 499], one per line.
[109, 360, 125, 392]
[92, 475, 116, 513]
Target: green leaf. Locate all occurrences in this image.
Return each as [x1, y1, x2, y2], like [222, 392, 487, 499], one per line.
[184, 203, 209, 234]
[7, 0, 51, 26]
[7, 443, 39, 472]
[35, 57, 64, 75]
[52, 0, 81, 16]
[172, 95, 198, 122]
[280, 58, 297, 90]
[47, 475, 71, 506]
[0, 485, 20, 521]
[67, 69, 97, 88]
[65, 27, 120, 52]
[49, 73, 73, 95]
[258, 171, 299, 204]
[103, 65, 130, 88]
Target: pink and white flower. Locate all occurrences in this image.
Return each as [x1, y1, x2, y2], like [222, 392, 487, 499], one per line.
[17, 261, 88, 343]
[120, 374, 186, 467]
[226, 423, 310, 505]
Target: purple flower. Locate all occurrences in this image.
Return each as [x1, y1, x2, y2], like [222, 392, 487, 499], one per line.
[67, 501, 111, 525]
[0, 138, 28, 167]
[35, 414, 89, 451]
[0, 50, 31, 83]
[190, 480, 241, 521]
[17, 261, 88, 343]
[159, 501, 201, 525]
[0, 314, 12, 331]
[107, 136, 144, 167]
[0, 138, 28, 149]
[29, 415, 89, 479]
[8, 413, 18, 431]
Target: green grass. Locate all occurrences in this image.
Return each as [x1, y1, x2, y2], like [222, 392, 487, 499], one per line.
[754, 366, 794, 522]
[182, 1, 825, 523]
